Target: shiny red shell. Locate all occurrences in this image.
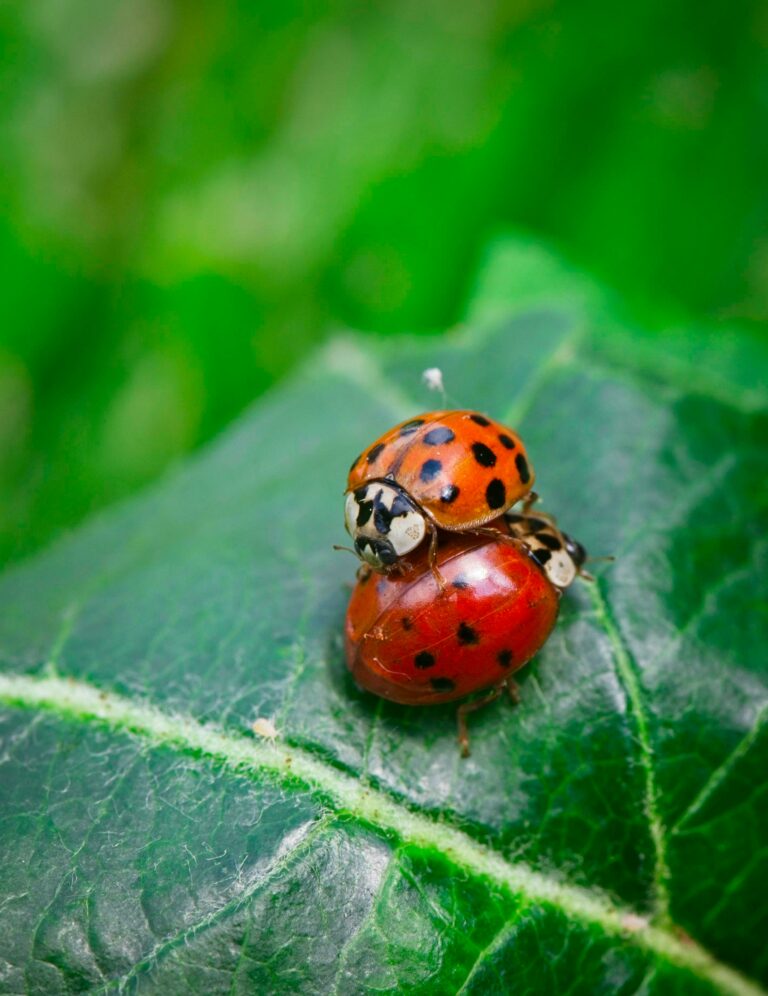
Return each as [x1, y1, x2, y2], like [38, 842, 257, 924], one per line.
[346, 410, 534, 531]
[344, 524, 559, 705]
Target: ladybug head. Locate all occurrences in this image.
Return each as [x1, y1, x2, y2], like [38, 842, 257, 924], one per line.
[353, 535, 398, 569]
[505, 510, 588, 592]
[344, 481, 426, 571]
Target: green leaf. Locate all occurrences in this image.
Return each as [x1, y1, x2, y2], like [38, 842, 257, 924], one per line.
[1, 239, 766, 995]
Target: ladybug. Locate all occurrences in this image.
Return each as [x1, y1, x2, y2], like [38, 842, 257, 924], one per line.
[345, 411, 534, 575]
[505, 511, 588, 588]
[345, 512, 586, 755]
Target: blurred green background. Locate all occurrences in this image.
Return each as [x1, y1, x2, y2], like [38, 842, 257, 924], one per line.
[1, 0, 766, 565]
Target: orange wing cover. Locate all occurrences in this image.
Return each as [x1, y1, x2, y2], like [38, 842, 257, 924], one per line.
[347, 410, 534, 530]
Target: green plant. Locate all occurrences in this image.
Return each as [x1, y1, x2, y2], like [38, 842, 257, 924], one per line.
[0, 242, 765, 994]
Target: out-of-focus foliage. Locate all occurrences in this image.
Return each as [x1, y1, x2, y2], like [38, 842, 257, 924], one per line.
[1, 0, 766, 562]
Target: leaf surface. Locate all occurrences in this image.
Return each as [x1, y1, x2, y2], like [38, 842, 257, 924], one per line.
[1, 240, 766, 995]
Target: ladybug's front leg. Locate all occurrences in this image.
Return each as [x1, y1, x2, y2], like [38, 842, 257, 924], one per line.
[456, 678, 522, 757]
[521, 490, 539, 514]
[426, 521, 448, 594]
[356, 564, 373, 583]
[456, 684, 505, 757]
[506, 677, 521, 705]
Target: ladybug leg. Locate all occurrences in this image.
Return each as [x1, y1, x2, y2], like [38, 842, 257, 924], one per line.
[506, 678, 521, 704]
[472, 525, 515, 542]
[469, 526, 530, 555]
[389, 560, 412, 578]
[356, 564, 372, 583]
[521, 490, 540, 514]
[426, 521, 448, 593]
[456, 684, 505, 758]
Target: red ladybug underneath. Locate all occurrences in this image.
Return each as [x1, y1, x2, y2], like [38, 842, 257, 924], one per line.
[345, 513, 587, 755]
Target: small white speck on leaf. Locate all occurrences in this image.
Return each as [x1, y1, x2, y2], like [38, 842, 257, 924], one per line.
[621, 913, 650, 933]
[251, 717, 278, 740]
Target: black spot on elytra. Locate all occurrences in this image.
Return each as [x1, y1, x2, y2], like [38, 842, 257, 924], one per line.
[452, 578, 470, 590]
[532, 547, 552, 566]
[356, 500, 374, 528]
[420, 459, 442, 483]
[486, 479, 506, 509]
[457, 622, 479, 645]
[498, 433, 516, 450]
[440, 484, 460, 504]
[367, 442, 385, 464]
[414, 651, 436, 669]
[399, 419, 425, 436]
[472, 442, 497, 467]
[423, 426, 455, 446]
[430, 677, 455, 692]
[497, 649, 513, 668]
[469, 414, 490, 426]
[402, 616, 413, 631]
[515, 452, 531, 484]
[537, 532, 562, 550]
[350, 452, 363, 472]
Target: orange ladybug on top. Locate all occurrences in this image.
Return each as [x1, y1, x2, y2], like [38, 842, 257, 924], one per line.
[344, 411, 535, 573]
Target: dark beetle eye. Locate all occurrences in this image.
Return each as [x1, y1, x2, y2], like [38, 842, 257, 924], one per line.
[356, 536, 398, 566]
[371, 538, 398, 566]
[564, 534, 587, 566]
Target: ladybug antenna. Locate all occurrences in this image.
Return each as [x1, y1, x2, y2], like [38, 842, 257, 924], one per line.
[333, 544, 358, 557]
[577, 553, 615, 584]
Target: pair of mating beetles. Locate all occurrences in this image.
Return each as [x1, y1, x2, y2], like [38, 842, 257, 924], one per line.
[340, 410, 591, 755]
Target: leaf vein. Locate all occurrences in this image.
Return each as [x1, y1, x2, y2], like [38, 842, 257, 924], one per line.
[97, 815, 334, 993]
[0, 672, 763, 996]
[587, 581, 672, 924]
[671, 700, 768, 836]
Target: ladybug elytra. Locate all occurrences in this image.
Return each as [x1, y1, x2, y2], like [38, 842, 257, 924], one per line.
[345, 512, 587, 754]
[345, 411, 535, 574]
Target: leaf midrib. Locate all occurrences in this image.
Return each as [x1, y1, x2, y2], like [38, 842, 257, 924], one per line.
[328, 327, 675, 918]
[0, 672, 762, 996]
